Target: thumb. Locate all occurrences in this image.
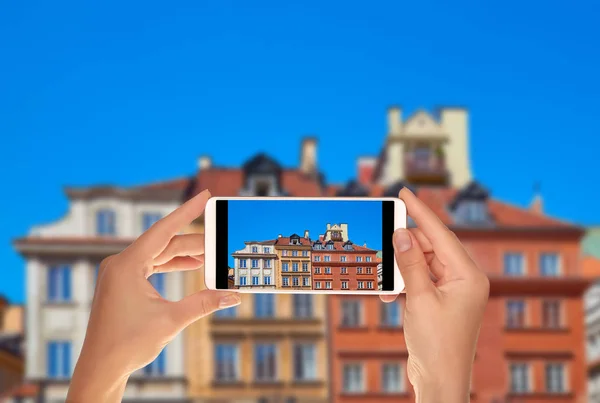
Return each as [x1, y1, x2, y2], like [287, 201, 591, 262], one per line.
[393, 229, 433, 295]
[171, 290, 241, 327]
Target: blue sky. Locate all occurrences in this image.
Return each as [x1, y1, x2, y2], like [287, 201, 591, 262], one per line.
[1, 0, 598, 302]
[227, 200, 382, 267]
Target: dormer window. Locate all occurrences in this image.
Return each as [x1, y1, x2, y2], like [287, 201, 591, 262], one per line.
[313, 241, 323, 250]
[290, 234, 301, 245]
[343, 241, 354, 251]
[450, 181, 492, 226]
[326, 243, 334, 250]
[252, 246, 258, 253]
[240, 153, 284, 197]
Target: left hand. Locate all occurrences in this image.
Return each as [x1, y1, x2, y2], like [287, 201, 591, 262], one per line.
[67, 189, 240, 402]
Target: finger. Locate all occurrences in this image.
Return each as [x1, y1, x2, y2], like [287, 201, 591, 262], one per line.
[380, 294, 399, 303]
[152, 256, 204, 274]
[393, 228, 434, 296]
[171, 290, 241, 328]
[134, 190, 211, 256]
[153, 234, 205, 266]
[410, 228, 447, 281]
[399, 188, 472, 268]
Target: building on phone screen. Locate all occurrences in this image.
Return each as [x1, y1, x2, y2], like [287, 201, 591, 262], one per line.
[311, 224, 378, 291]
[274, 233, 312, 289]
[232, 241, 277, 289]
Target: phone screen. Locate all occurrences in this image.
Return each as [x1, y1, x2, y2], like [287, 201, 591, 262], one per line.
[215, 199, 395, 291]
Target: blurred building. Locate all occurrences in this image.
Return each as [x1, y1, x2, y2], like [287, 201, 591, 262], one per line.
[0, 297, 24, 396]
[11, 187, 190, 402]
[583, 227, 600, 401]
[329, 107, 589, 403]
[182, 141, 330, 403]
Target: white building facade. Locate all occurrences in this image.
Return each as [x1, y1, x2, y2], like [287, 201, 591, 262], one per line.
[232, 241, 277, 288]
[586, 281, 600, 402]
[13, 186, 190, 402]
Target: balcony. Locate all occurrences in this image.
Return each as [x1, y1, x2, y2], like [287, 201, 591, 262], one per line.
[404, 150, 449, 185]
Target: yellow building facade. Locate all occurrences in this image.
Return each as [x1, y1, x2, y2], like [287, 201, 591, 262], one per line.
[274, 234, 312, 290]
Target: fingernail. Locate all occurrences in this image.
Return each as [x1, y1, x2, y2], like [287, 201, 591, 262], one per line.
[219, 293, 241, 309]
[394, 229, 412, 252]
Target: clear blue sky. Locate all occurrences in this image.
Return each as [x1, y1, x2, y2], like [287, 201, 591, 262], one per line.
[227, 200, 382, 267]
[1, 0, 598, 303]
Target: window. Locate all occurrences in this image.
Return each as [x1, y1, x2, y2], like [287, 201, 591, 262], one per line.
[254, 294, 275, 317]
[293, 277, 300, 286]
[294, 344, 316, 381]
[96, 209, 116, 236]
[282, 250, 288, 256]
[282, 263, 289, 272]
[292, 250, 298, 257]
[315, 282, 321, 289]
[367, 281, 373, 289]
[142, 212, 161, 231]
[341, 256, 347, 262]
[358, 281, 364, 289]
[264, 276, 272, 286]
[252, 276, 260, 285]
[381, 301, 401, 327]
[326, 281, 332, 289]
[382, 363, 403, 392]
[265, 259, 271, 268]
[215, 344, 238, 382]
[540, 253, 560, 277]
[366, 267, 372, 274]
[293, 295, 313, 318]
[47, 341, 71, 378]
[302, 250, 308, 257]
[510, 363, 530, 393]
[341, 300, 362, 326]
[292, 263, 299, 272]
[252, 246, 258, 253]
[48, 265, 72, 302]
[344, 244, 353, 251]
[252, 259, 259, 268]
[543, 300, 561, 328]
[291, 238, 300, 245]
[149, 273, 165, 296]
[343, 364, 364, 393]
[357, 267, 363, 274]
[255, 344, 277, 381]
[264, 247, 271, 254]
[283, 278, 290, 287]
[240, 259, 247, 268]
[366, 256, 372, 262]
[324, 256, 331, 262]
[314, 243, 323, 250]
[327, 243, 334, 250]
[240, 276, 247, 286]
[144, 348, 166, 376]
[303, 277, 310, 287]
[341, 267, 347, 274]
[504, 253, 525, 276]
[545, 363, 565, 393]
[506, 300, 526, 328]
[325, 267, 331, 274]
[215, 306, 237, 318]
[356, 256, 363, 262]
[314, 256, 321, 262]
[314, 267, 321, 274]
[302, 263, 308, 272]
[457, 200, 488, 223]
[341, 281, 348, 289]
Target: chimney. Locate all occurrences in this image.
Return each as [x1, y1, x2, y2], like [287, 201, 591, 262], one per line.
[319, 235, 324, 241]
[278, 234, 282, 238]
[198, 155, 212, 170]
[326, 223, 331, 230]
[357, 157, 377, 186]
[387, 106, 402, 136]
[304, 230, 309, 239]
[300, 137, 318, 175]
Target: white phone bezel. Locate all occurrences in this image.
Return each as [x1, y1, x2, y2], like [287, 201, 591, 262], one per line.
[203, 197, 406, 294]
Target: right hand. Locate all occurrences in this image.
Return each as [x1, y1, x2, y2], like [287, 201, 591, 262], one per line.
[381, 188, 490, 403]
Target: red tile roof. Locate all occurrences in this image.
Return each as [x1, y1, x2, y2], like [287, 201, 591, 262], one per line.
[275, 236, 313, 246]
[313, 240, 377, 253]
[134, 177, 193, 191]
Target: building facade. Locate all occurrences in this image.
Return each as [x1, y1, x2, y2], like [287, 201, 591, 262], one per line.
[182, 139, 330, 403]
[275, 234, 313, 290]
[583, 228, 600, 401]
[11, 186, 190, 402]
[233, 241, 277, 289]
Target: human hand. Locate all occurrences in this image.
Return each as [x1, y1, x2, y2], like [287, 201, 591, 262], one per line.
[381, 188, 489, 403]
[67, 190, 241, 403]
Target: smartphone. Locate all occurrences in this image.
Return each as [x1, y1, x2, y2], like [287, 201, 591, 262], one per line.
[204, 197, 406, 295]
